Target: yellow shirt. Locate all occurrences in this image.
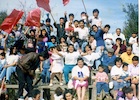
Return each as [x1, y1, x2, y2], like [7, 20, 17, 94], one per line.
[120, 52, 134, 64]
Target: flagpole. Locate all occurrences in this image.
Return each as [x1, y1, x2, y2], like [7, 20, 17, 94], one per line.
[82, 0, 87, 14]
[50, 12, 55, 22]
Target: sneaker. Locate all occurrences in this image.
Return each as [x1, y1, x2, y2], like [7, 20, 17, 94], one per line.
[49, 83, 53, 86]
[60, 83, 63, 86]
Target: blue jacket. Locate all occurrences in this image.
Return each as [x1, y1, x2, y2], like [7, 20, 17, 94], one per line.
[102, 54, 116, 67]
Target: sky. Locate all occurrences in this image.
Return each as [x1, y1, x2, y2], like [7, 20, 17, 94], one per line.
[0, 0, 138, 33]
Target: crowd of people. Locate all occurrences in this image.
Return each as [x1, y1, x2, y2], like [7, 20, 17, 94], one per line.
[0, 8, 139, 100]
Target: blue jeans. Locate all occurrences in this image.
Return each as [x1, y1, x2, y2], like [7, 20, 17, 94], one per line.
[96, 82, 109, 95]
[41, 68, 50, 83]
[63, 64, 75, 83]
[113, 81, 124, 90]
[0, 66, 16, 81]
[95, 46, 103, 70]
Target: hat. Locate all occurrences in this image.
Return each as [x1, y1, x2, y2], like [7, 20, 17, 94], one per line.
[107, 48, 114, 53]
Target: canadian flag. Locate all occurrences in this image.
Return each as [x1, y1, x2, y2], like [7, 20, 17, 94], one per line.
[25, 8, 41, 27]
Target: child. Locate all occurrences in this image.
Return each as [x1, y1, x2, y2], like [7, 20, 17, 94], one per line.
[28, 89, 42, 100]
[67, 36, 79, 51]
[49, 46, 64, 86]
[129, 33, 137, 45]
[120, 63, 130, 87]
[40, 52, 50, 84]
[0, 52, 6, 73]
[59, 37, 67, 52]
[94, 65, 109, 98]
[45, 35, 57, 50]
[54, 87, 63, 100]
[88, 35, 96, 51]
[118, 87, 138, 100]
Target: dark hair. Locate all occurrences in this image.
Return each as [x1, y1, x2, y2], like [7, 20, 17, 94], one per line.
[30, 29, 36, 34]
[116, 38, 122, 43]
[89, 35, 95, 39]
[31, 89, 41, 98]
[123, 87, 133, 94]
[46, 18, 51, 22]
[39, 49, 49, 59]
[67, 44, 75, 52]
[84, 45, 92, 52]
[60, 37, 66, 43]
[81, 12, 86, 15]
[132, 56, 139, 61]
[93, 9, 99, 13]
[69, 13, 74, 18]
[98, 65, 104, 69]
[122, 63, 128, 68]
[132, 32, 137, 35]
[115, 57, 122, 64]
[63, 89, 73, 100]
[9, 46, 17, 55]
[41, 29, 48, 37]
[79, 20, 84, 23]
[77, 57, 84, 62]
[50, 35, 56, 40]
[55, 87, 63, 96]
[0, 52, 5, 57]
[74, 20, 79, 23]
[104, 24, 110, 29]
[60, 17, 64, 20]
[92, 24, 98, 29]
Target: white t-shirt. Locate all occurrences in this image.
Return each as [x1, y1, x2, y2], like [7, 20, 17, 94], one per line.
[113, 33, 126, 44]
[0, 59, 6, 67]
[72, 65, 89, 78]
[103, 33, 113, 45]
[89, 40, 97, 49]
[111, 65, 123, 77]
[82, 52, 101, 66]
[6, 55, 19, 65]
[129, 37, 137, 44]
[132, 43, 139, 56]
[63, 51, 80, 65]
[65, 21, 74, 29]
[88, 16, 102, 26]
[77, 27, 89, 40]
[54, 94, 63, 100]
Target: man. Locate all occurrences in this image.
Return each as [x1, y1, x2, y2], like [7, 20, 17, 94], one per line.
[16, 50, 49, 99]
[120, 46, 135, 64]
[88, 9, 102, 27]
[113, 28, 126, 45]
[65, 13, 75, 29]
[102, 48, 116, 73]
[53, 12, 67, 42]
[103, 24, 113, 50]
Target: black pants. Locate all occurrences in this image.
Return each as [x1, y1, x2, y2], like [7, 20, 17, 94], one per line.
[16, 67, 33, 98]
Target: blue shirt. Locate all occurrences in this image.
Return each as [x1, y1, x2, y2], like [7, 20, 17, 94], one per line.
[94, 29, 105, 47]
[43, 58, 50, 69]
[102, 54, 116, 67]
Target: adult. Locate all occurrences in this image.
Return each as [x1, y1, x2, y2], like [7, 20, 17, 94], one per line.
[63, 44, 80, 84]
[110, 57, 123, 99]
[120, 46, 134, 64]
[113, 28, 126, 45]
[54, 14, 67, 42]
[63, 89, 75, 100]
[112, 38, 126, 57]
[72, 58, 89, 100]
[88, 9, 102, 27]
[128, 32, 138, 45]
[128, 56, 139, 97]
[0, 46, 19, 83]
[16, 50, 49, 99]
[101, 48, 116, 73]
[103, 24, 113, 49]
[65, 13, 74, 29]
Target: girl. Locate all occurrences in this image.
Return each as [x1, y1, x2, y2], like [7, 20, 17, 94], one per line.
[59, 37, 67, 52]
[49, 46, 64, 86]
[54, 87, 63, 100]
[72, 58, 89, 100]
[67, 36, 79, 51]
[63, 44, 81, 84]
[94, 65, 109, 98]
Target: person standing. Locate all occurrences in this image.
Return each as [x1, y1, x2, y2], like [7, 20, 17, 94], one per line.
[16, 50, 49, 99]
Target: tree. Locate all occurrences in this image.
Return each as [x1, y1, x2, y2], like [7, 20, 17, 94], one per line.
[0, 11, 7, 25]
[122, 3, 138, 40]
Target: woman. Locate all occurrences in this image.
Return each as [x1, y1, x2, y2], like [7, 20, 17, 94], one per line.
[72, 58, 89, 100]
[63, 44, 81, 84]
[63, 89, 75, 100]
[110, 57, 124, 99]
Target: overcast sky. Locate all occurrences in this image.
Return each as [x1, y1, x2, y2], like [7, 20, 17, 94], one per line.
[0, 0, 138, 33]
